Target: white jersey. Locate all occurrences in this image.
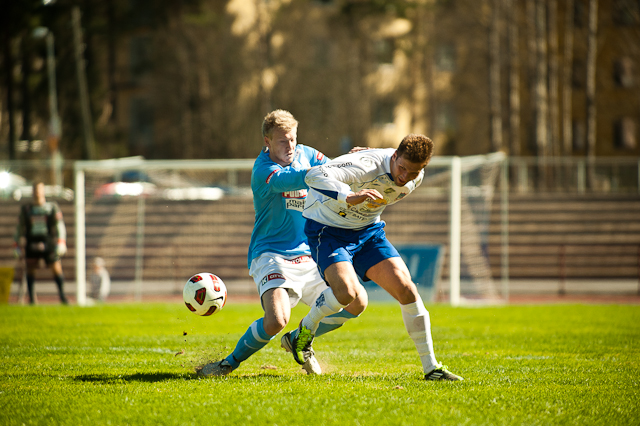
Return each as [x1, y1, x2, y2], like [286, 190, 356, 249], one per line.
[302, 148, 423, 229]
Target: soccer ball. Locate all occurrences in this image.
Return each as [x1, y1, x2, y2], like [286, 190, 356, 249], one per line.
[183, 273, 227, 316]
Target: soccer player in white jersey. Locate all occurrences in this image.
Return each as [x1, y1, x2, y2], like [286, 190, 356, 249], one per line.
[199, 110, 367, 377]
[283, 134, 464, 381]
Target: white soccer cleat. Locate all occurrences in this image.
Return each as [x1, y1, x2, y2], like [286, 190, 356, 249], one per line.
[197, 359, 233, 377]
[301, 347, 322, 375]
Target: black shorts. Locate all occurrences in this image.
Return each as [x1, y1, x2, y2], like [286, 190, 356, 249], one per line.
[25, 241, 60, 265]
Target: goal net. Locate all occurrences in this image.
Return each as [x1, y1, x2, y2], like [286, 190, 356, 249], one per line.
[383, 153, 507, 305]
[73, 154, 508, 306]
[74, 157, 254, 304]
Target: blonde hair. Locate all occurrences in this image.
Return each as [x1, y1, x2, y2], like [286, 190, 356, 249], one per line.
[262, 109, 298, 139]
[397, 134, 434, 164]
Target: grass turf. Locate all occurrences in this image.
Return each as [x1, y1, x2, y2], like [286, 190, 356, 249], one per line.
[0, 302, 638, 425]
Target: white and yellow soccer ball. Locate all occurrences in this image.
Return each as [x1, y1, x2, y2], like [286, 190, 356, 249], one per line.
[183, 273, 227, 316]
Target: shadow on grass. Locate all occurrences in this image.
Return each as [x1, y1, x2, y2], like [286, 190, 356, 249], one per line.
[74, 371, 308, 384]
[75, 372, 197, 383]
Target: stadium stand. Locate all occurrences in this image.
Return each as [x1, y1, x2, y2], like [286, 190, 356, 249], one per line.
[1, 192, 639, 298]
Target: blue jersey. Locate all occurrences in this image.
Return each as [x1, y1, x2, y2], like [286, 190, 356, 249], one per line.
[247, 144, 328, 267]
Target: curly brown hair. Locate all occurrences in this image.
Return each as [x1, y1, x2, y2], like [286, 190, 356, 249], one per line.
[396, 134, 434, 164]
[262, 109, 298, 139]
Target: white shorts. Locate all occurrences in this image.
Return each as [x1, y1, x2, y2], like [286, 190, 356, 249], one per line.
[249, 252, 328, 308]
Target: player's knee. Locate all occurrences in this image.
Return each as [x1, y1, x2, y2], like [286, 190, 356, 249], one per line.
[333, 281, 362, 306]
[394, 282, 420, 305]
[263, 314, 288, 336]
[350, 289, 368, 316]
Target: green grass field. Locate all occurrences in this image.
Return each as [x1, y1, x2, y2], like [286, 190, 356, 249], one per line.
[0, 301, 638, 425]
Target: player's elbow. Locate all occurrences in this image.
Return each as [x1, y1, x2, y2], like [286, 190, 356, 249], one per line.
[304, 165, 324, 183]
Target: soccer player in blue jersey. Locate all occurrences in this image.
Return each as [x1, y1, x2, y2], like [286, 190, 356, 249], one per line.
[283, 134, 464, 381]
[199, 110, 367, 376]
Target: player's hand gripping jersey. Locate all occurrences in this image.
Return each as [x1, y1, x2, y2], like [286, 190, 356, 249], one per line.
[247, 144, 328, 267]
[303, 148, 423, 229]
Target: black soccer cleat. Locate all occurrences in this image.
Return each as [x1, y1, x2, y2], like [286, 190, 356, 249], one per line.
[424, 365, 464, 381]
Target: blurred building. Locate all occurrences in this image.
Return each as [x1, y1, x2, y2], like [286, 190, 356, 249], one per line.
[2, 0, 640, 160]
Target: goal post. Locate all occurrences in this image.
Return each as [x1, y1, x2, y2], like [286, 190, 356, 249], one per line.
[438, 152, 508, 306]
[74, 167, 86, 307]
[449, 156, 462, 306]
[73, 157, 254, 306]
[73, 153, 508, 306]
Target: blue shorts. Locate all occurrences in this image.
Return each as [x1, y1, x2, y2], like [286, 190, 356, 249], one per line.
[304, 219, 399, 282]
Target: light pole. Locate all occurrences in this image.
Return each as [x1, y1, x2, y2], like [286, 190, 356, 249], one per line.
[71, 6, 96, 160]
[33, 26, 63, 188]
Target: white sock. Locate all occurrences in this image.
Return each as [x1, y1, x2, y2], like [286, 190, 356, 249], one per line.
[301, 288, 347, 334]
[400, 296, 439, 374]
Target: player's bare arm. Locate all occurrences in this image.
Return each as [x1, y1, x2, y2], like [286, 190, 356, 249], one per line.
[347, 146, 370, 154]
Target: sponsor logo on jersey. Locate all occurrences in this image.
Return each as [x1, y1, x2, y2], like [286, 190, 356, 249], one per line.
[282, 255, 313, 264]
[361, 157, 374, 168]
[384, 187, 396, 194]
[285, 199, 305, 211]
[283, 190, 307, 211]
[350, 211, 367, 221]
[316, 152, 325, 161]
[395, 192, 407, 201]
[260, 272, 285, 287]
[30, 216, 47, 234]
[327, 162, 353, 169]
[282, 189, 307, 199]
[366, 198, 388, 209]
[338, 210, 347, 217]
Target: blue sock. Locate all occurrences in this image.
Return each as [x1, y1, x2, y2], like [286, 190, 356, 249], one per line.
[225, 318, 274, 370]
[315, 310, 358, 338]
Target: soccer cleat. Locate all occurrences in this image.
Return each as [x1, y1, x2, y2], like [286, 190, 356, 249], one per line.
[281, 325, 315, 367]
[197, 359, 233, 377]
[301, 348, 322, 375]
[281, 330, 321, 374]
[280, 330, 296, 356]
[424, 365, 464, 381]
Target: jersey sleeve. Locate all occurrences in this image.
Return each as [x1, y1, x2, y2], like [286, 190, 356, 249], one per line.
[253, 162, 308, 198]
[267, 167, 309, 192]
[304, 153, 377, 203]
[309, 148, 328, 167]
[14, 205, 27, 243]
[50, 203, 67, 241]
[258, 146, 328, 193]
[413, 171, 424, 189]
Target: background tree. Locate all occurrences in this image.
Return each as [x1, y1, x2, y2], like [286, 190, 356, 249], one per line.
[489, 0, 503, 152]
[562, 0, 575, 156]
[585, 0, 598, 189]
[507, 0, 521, 156]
